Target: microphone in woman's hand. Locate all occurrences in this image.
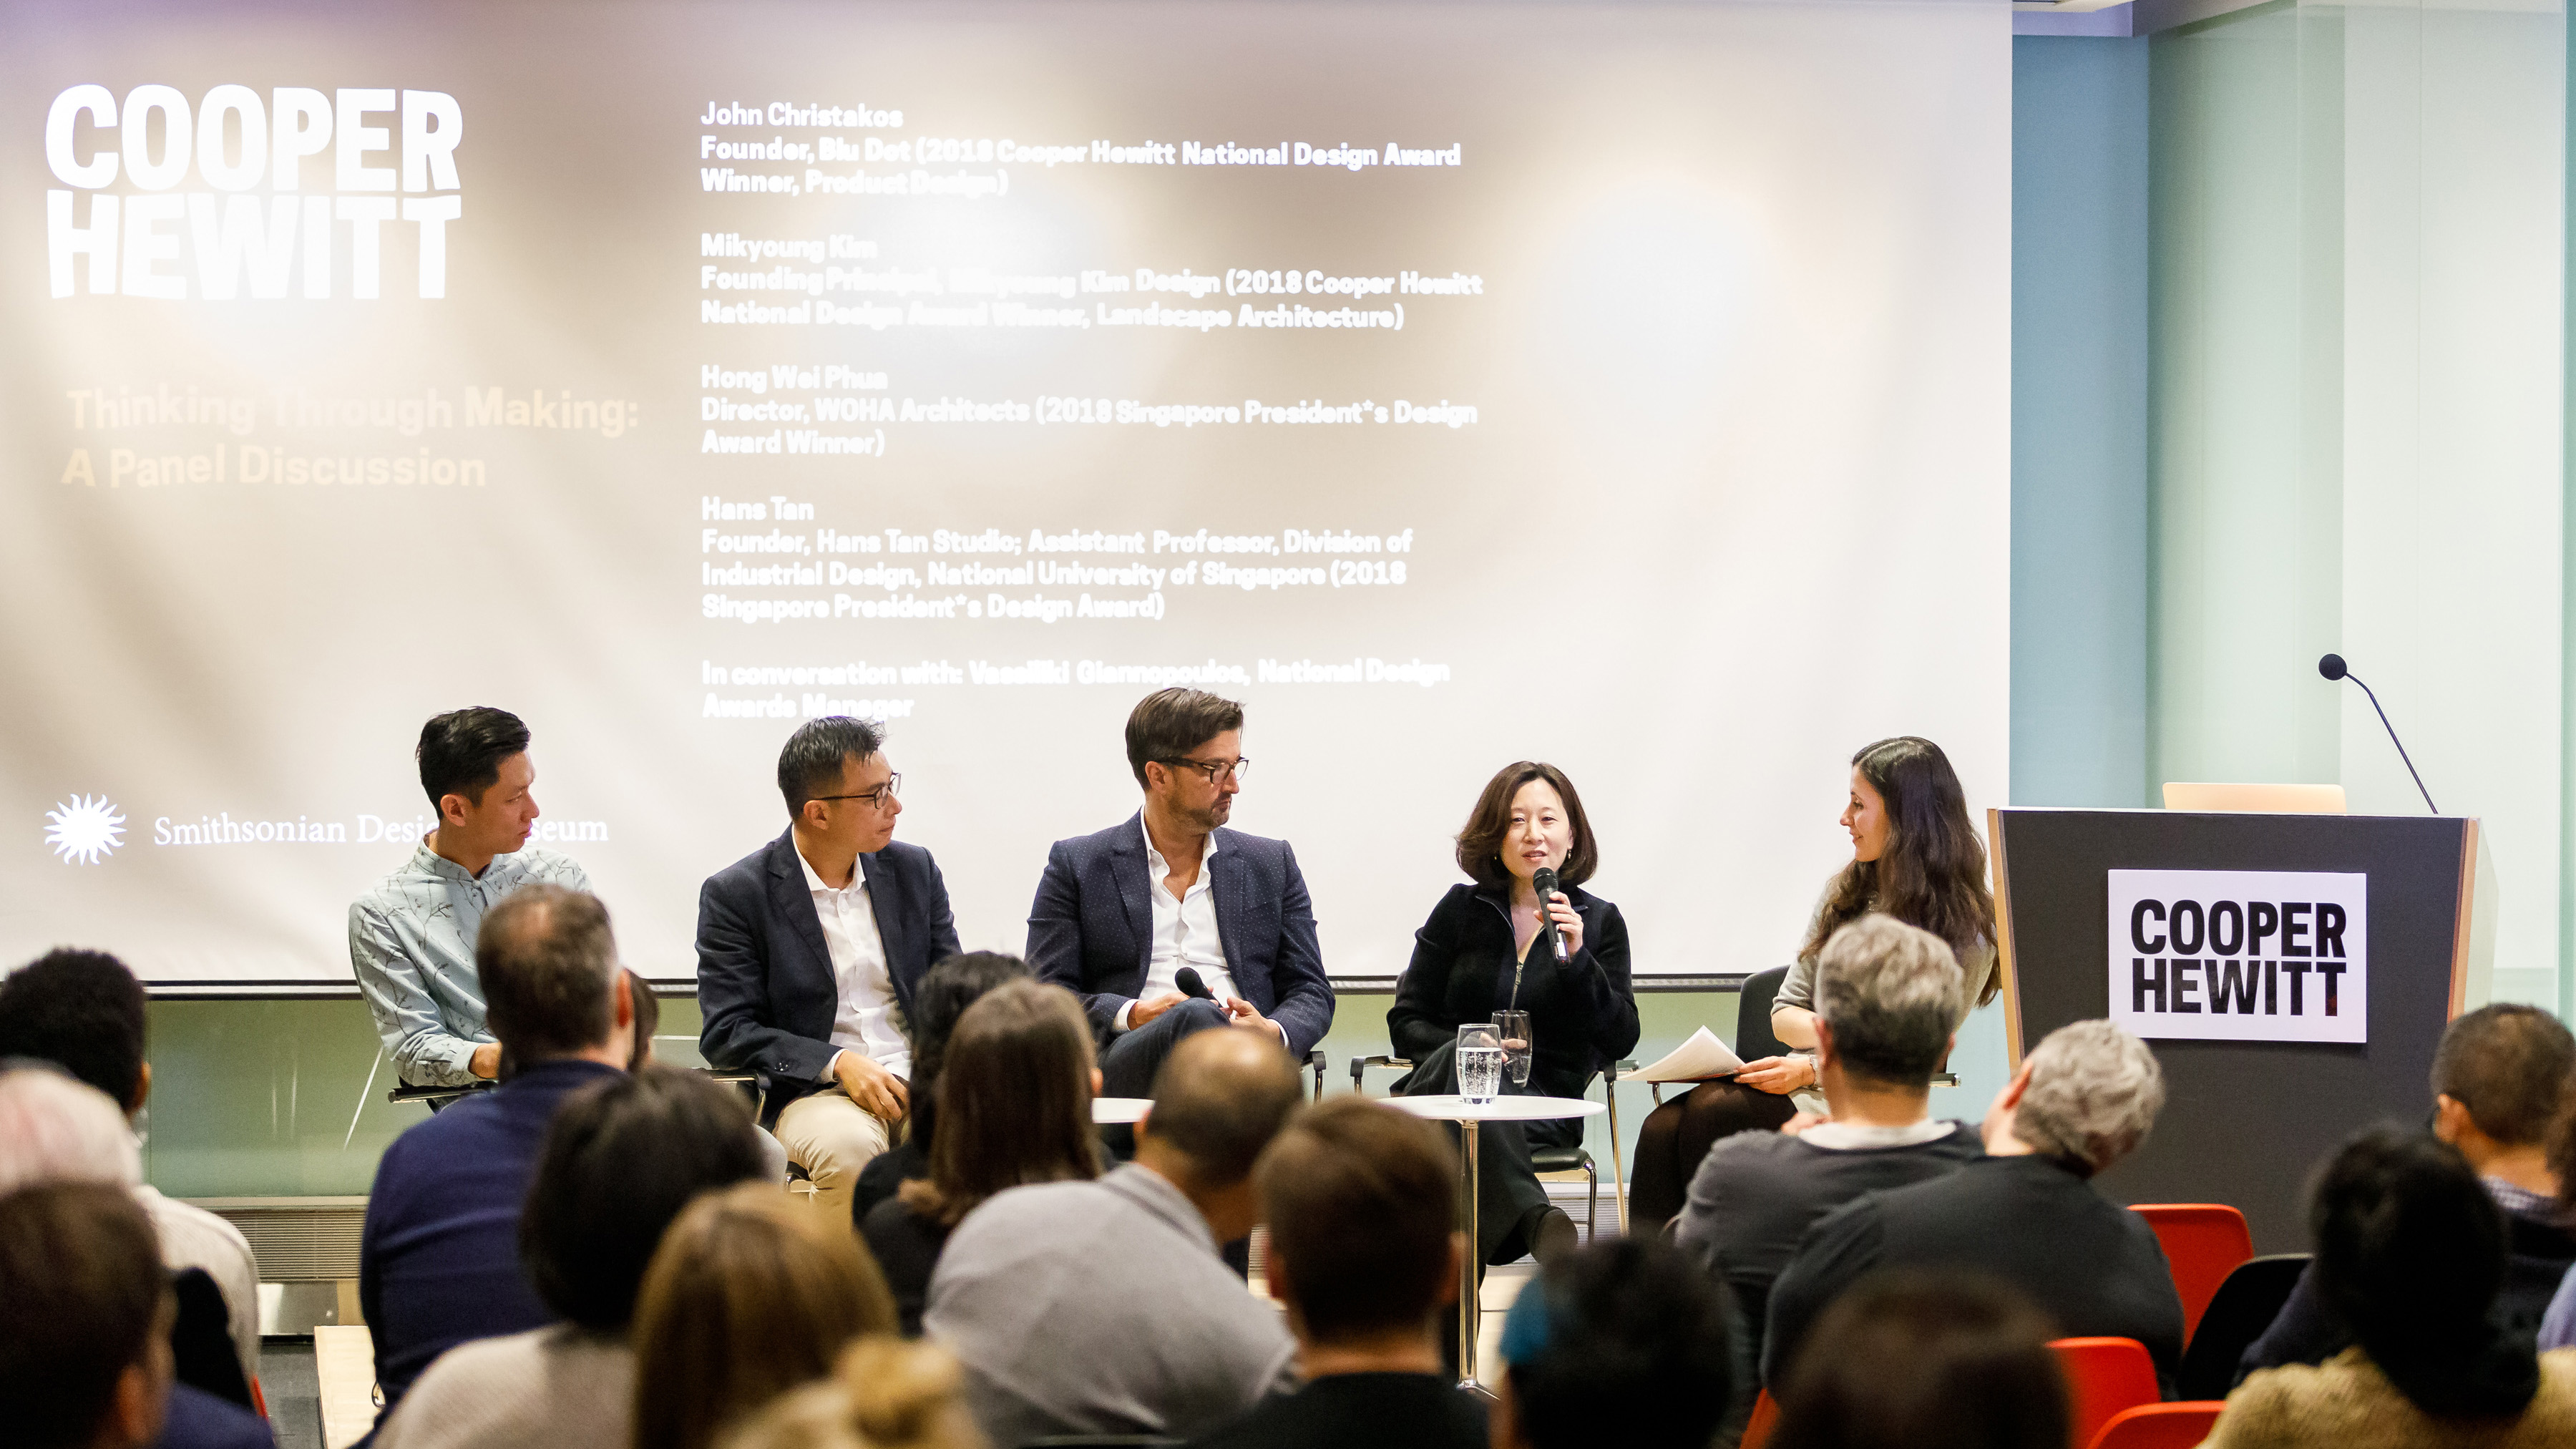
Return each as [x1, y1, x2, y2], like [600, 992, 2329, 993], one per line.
[1532, 867, 1572, 962]
[1174, 967, 1215, 1000]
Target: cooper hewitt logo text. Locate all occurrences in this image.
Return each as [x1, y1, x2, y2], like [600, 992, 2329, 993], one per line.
[2104, 869, 2369, 1045]
[45, 84, 463, 301]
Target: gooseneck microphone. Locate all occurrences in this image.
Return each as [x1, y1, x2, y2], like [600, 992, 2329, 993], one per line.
[1532, 867, 1573, 962]
[2318, 653, 2439, 814]
[1174, 966, 1214, 1000]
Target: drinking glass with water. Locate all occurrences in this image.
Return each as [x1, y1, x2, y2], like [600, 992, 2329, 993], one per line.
[1492, 1010, 1533, 1087]
[1456, 1023, 1505, 1105]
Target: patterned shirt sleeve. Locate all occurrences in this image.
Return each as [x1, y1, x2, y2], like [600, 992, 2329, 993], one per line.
[348, 899, 481, 1088]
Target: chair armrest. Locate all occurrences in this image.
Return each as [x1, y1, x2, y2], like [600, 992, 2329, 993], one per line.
[386, 1080, 491, 1106]
[1303, 1048, 1327, 1101]
[1349, 1053, 1415, 1093]
[1604, 1058, 1639, 1083]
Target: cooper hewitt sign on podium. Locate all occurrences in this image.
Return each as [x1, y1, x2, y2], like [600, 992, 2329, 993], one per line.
[2109, 872, 2368, 1044]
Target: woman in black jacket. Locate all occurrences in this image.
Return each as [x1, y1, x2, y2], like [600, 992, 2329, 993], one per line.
[1390, 761, 1639, 1266]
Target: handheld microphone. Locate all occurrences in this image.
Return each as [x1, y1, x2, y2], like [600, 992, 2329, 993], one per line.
[2318, 653, 2439, 814]
[1532, 867, 1572, 962]
[1174, 967, 1214, 1000]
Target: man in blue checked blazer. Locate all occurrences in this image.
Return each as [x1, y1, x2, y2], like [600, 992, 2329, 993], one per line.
[1028, 688, 1334, 1097]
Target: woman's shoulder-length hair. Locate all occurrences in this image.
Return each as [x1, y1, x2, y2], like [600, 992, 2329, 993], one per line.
[1455, 761, 1599, 892]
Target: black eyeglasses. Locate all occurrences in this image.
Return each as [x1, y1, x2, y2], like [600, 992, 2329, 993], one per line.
[811, 774, 902, 810]
[1157, 756, 1250, 784]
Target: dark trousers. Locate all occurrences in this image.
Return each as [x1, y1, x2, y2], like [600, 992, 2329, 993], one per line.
[1397, 1039, 1581, 1267]
[1628, 1079, 1797, 1230]
[1098, 996, 1233, 1098]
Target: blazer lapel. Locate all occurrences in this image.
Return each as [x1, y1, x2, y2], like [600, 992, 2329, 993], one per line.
[767, 831, 834, 987]
[1111, 814, 1153, 976]
[859, 850, 913, 1002]
[1207, 834, 1257, 1003]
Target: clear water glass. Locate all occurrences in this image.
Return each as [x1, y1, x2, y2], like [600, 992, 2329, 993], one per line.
[1457, 1022, 1504, 1104]
[1493, 1010, 1533, 1087]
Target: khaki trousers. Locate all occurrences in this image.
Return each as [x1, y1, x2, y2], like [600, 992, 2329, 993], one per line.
[773, 1085, 894, 1219]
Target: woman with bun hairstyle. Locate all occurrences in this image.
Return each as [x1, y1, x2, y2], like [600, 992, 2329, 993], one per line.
[1629, 736, 1997, 1229]
[1389, 760, 1639, 1267]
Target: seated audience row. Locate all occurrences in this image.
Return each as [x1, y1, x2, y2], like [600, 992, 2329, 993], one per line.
[0, 1088, 273, 1449]
[864, 977, 1101, 1337]
[2201, 1124, 2576, 1447]
[2243, 1002, 2576, 1377]
[0, 950, 263, 1392]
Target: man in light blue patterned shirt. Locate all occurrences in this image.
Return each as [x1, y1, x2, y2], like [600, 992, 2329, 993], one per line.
[349, 708, 592, 1088]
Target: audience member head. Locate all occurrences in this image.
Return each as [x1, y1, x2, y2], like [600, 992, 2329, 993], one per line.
[2431, 1004, 2575, 1170]
[1493, 1236, 1729, 1449]
[1770, 1271, 2068, 1449]
[0, 948, 150, 1112]
[1807, 736, 1997, 1004]
[0, 1066, 141, 1193]
[627, 970, 661, 1070]
[899, 981, 1098, 1229]
[716, 1338, 986, 1449]
[1454, 761, 1599, 892]
[0, 1182, 173, 1449]
[1254, 1098, 1460, 1356]
[475, 884, 630, 1066]
[903, 952, 1035, 1146]
[1986, 1020, 2163, 1176]
[521, 1066, 768, 1333]
[2311, 1124, 2537, 1417]
[417, 706, 536, 852]
[633, 1181, 899, 1449]
[1813, 914, 1965, 1096]
[1137, 1027, 1303, 1242]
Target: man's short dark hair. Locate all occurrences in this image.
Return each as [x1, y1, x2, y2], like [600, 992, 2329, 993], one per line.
[522, 1067, 766, 1332]
[777, 716, 883, 817]
[2433, 1003, 2576, 1146]
[1254, 1098, 1454, 1343]
[1124, 689, 1243, 789]
[418, 707, 530, 811]
[1772, 1272, 2067, 1449]
[1143, 1028, 1301, 1184]
[1502, 1236, 1732, 1449]
[477, 886, 620, 1063]
[0, 1182, 165, 1449]
[0, 950, 148, 1108]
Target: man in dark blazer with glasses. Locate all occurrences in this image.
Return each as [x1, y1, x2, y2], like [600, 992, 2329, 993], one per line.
[698, 714, 960, 1218]
[1027, 688, 1334, 1098]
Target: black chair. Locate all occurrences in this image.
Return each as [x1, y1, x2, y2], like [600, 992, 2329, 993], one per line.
[2176, 1252, 2311, 1400]
[386, 1078, 491, 1111]
[1736, 965, 1792, 1060]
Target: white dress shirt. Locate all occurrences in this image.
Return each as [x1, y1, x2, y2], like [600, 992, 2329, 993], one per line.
[1116, 822, 1236, 1030]
[799, 849, 910, 1080]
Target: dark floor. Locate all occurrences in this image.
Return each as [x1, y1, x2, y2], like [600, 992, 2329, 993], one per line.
[259, 1340, 323, 1449]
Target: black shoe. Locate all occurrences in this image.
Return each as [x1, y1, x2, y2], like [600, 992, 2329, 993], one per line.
[1528, 1205, 1580, 1266]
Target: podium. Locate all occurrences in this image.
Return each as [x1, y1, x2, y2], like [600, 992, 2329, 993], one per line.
[1990, 807, 2490, 1252]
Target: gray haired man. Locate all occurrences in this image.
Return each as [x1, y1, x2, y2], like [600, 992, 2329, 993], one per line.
[1673, 914, 1984, 1415]
[1762, 1017, 2184, 1394]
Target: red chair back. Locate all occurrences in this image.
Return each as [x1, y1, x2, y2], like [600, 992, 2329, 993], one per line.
[1740, 1387, 1780, 1449]
[2053, 1337, 2160, 1449]
[2129, 1203, 2253, 1342]
[2086, 1401, 2225, 1449]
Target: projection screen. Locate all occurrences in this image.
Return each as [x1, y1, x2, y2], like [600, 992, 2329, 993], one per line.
[0, 0, 2009, 986]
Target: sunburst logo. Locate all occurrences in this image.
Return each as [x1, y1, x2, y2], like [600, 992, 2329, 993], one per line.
[44, 794, 125, 864]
